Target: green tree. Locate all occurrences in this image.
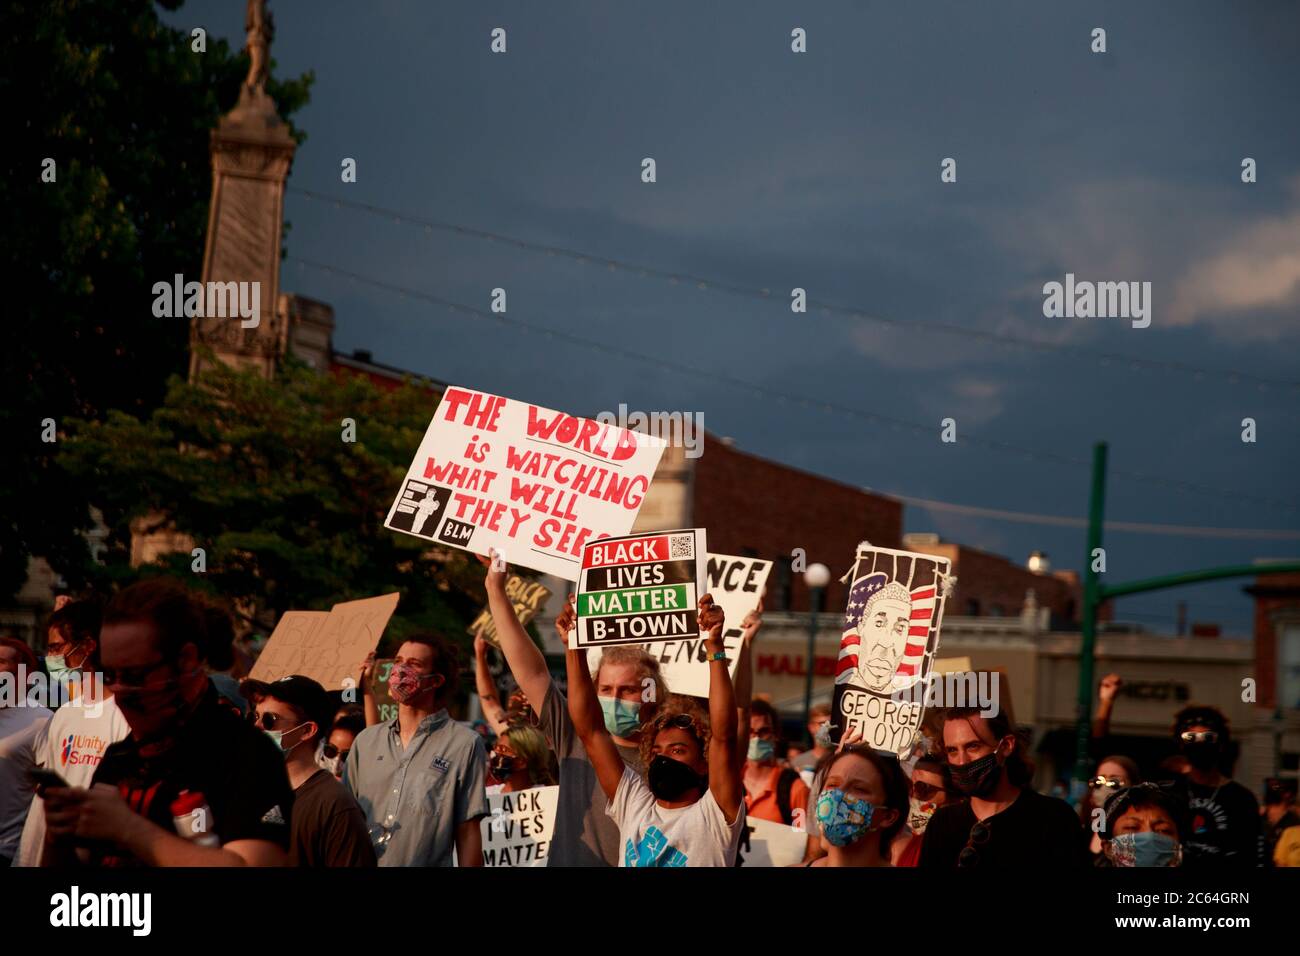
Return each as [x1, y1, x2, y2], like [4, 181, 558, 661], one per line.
[58, 357, 483, 642]
[2, 0, 313, 597]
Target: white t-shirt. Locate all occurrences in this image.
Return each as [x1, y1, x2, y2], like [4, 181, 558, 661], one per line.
[606, 765, 745, 867]
[13, 695, 131, 866]
[0, 704, 51, 860]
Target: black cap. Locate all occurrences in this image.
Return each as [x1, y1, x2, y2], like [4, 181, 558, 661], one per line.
[246, 675, 334, 740]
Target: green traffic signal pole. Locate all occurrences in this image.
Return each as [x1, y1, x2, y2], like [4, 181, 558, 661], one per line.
[1072, 439, 1300, 784]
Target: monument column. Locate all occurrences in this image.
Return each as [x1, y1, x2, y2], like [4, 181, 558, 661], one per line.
[190, 0, 296, 380]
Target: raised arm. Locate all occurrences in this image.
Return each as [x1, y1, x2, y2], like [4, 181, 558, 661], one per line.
[731, 600, 763, 769]
[561, 595, 626, 801]
[1092, 673, 1121, 740]
[472, 634, 510, 735]
[479, 551, 553, 714]
[700, 594, 742, 823]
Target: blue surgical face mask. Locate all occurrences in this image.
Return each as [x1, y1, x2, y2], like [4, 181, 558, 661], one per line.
[1109, 831, 1182, 868]
[45, 654, 82, 682]
[264, 723, 308, 756]
[815, 788, 877, 847]
[599, 696, 642, 738]
[748, 737, 776, 762]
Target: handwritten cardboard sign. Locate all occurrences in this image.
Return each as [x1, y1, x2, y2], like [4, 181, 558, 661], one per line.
[574, 529, 706, 650]
[586, 552, 770, 698]
[831, 544, 951, 757]
[385, 387, 665, 581]
[479, 785, 559, 867]
[468, 575, 552, 647]
[250, 593, 400, 691]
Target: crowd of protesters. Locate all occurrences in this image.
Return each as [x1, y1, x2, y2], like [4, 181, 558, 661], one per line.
[1, 557, 1296, 869]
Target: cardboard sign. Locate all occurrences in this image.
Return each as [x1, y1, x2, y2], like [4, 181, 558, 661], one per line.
[468, 576, 552, 646]
[574, 529, 706, 649]
[479, 785, 559, 867]
[739, 817, 809, 867]
[385, 387, 666, 581]
[585, 552, 771, 698]
[830, 545, 952, 757]
[250, 593, 400, 690]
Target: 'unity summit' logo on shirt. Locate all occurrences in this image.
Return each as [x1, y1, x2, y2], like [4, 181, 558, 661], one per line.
[60, 733, 111, 768]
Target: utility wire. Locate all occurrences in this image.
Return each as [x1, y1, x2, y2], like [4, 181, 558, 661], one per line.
[287, 186, 1300, 392]
[286, 254, 1300, 516]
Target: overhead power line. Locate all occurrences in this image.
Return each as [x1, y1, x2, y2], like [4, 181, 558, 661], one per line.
[287, 186, 1300, 392]
[286, 254, 1300, 516]
[882, 492, 1300, 540]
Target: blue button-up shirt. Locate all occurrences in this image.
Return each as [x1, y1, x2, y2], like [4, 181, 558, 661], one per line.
[344, 709, 489, 867]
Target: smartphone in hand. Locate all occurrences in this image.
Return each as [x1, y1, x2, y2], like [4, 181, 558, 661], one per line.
[30, 767, 70, 791]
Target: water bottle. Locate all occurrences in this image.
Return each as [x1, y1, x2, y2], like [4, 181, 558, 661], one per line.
[170, 790, 220, 847]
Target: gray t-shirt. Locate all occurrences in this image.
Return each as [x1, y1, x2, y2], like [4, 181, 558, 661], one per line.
[537, 682, 642, 867]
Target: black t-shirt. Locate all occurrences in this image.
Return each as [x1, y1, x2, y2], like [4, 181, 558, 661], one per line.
[919, 788, 1089, 869]
[90, 683, 293, 866]
[1184, 779, 1262, 868]
[290, 769, 377, 868]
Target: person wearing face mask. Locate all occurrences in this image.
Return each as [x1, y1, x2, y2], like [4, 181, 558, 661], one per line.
[893, 756, 957, 867]
[41, 598, 102, 707]
[801, 743, 908, 867]
[919, 708, 1088, 869]
[787, 703, 832, 787]
[41, 579, 294, 867]
[1171, 706, 1262, 867]
[318, 709, 365, 781]
[479, 552, 666, 867]
[568, 594, 746, 866]
[1079, 755, 1140, 860]
[486, 724, 557, 794]
[743, 699, 808, 826]
[1099, 783, 1189, 867]
[250, 676, 375, 867]
[14, 599, 132, 867]
[344, 634, 489, 867]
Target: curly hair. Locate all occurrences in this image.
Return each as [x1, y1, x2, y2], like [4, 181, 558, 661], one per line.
[638, 708, 711, 772]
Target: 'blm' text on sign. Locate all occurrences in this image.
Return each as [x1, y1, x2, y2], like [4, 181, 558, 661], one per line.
[385, 387, 666, 581]
[574, 529, 706, 649]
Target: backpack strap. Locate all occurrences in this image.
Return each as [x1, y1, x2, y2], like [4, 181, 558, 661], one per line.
[776, 768, 798, 826]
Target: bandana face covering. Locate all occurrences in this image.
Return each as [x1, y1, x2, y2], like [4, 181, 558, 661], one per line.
[1109, 832, 1182, 868]
[815, 788, 877, 847]
[907, 796, 937, 834]
[388, 664, 435, 704]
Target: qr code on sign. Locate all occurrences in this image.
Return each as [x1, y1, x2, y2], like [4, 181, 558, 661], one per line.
[669, 534, 694, 559]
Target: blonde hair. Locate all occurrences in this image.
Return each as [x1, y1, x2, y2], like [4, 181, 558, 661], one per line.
[592, 645, 668, 710]
[502, 724, 557, 787]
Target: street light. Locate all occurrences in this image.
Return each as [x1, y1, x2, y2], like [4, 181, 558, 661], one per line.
[802, 563, 831, 727]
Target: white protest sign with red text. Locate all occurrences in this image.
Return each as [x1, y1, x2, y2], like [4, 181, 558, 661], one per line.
[385, 387, 666, 581]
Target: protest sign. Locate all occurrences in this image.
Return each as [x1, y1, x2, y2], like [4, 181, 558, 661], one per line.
[369, 658, 397, 723]
[574, 529, 706, 650]
[468, 575, 552, 646]
[585, 552, 770, 697]
[479, 785, 559, 867]
[830, 544, 952, 757]
[385, 387, 666, 581]
[250, 593, 400, 690]
[739, 817, 809, 867]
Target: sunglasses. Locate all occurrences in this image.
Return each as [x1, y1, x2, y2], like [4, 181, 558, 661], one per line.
[322, 743, 348, 761]
[1088, 776, 1125, 790]
[957, 819, 991, 868]
[1180, 730, 1218, 744]
[254, 711, 305, 731]
[101, 659, 171, 689]
[910, 780, 950, 801]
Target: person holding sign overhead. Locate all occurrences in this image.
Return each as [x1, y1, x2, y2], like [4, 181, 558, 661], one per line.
[480, 551, 665, 867]
[566, 593, 746, 867]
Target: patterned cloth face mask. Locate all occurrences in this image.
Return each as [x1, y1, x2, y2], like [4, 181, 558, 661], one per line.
[815, 788, 877, 847]
[1109, 832, 1182, 867]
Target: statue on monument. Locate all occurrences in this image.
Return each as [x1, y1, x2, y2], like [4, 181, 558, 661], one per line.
[244, 0, 274, 97]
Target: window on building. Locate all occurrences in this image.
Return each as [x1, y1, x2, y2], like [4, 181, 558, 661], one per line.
[966, 598, 981, 616]
[989, 604, 1004, 617]
[1281, 623, 1300, 711]
[773, 557, 793, 611]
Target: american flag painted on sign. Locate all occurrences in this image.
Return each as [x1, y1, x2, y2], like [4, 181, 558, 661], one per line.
[835, 569, 939, 690]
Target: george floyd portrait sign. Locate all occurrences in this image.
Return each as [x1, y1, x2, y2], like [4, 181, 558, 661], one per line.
[830, 544, 953, 757]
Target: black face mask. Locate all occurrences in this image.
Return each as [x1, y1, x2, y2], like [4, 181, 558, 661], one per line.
[1181, 740, 1221, 771]
[950, 750, 1003, 798]
[647, 754, 705, 801]
[488, 755, 516, 780]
